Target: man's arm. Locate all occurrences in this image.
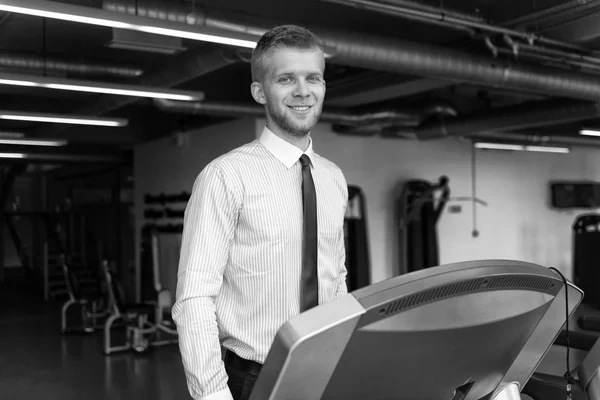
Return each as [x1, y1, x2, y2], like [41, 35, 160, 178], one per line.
[335, 223, 349, 298]
[172, 164, 241, 400]
[335, 184, 349, 298]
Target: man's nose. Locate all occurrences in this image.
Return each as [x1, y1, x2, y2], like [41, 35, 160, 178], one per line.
[293, 79, 310, 97]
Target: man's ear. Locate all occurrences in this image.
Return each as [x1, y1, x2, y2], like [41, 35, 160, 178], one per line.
[251, 81, 267, 105]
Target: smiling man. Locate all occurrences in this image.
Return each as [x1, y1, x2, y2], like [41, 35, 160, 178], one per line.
[172, 25, 349, 400]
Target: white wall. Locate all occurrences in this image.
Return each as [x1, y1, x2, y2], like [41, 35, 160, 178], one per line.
[134, 116, 600, 297]
[310, 122, 600, 282]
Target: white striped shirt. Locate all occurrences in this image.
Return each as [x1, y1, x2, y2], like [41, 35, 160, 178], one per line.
[172, 126, 349, 400]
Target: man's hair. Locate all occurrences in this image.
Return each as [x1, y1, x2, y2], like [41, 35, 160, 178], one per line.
[251, 25, 324, 82]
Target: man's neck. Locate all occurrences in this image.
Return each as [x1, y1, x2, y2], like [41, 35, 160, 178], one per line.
[267, 123, 310, 152]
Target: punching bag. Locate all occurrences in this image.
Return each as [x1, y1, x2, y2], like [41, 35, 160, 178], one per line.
[397, 176, 450, 274]
[344, 185, 371, 292]
[573, 213, 600, 308]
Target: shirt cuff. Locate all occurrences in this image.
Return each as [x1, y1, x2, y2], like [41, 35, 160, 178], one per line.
[200, 387, 234, 400]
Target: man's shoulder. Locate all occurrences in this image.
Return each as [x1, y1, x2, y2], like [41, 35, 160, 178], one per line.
[313, 152, 345, 179]
[204, 140, 262, 174]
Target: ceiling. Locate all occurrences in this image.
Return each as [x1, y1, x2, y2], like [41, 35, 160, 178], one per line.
[2, 0, 600, 165]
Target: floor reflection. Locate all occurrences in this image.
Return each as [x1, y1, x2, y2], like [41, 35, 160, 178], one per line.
[0, 286, 190, 400]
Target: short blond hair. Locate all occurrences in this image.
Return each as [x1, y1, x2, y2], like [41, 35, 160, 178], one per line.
[251, 25, 324, 82]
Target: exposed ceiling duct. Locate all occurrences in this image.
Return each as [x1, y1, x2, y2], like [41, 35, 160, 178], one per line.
[44, 45, 240, 123]
[501, 0, 600, 29]
[153, 98, 423, 126]
[102, 0, 268, 38]
[0, 51, 143, 78]
[154, 98, 600, 148]
[104, 0, 600, 104]
[416, 99, 600, 139]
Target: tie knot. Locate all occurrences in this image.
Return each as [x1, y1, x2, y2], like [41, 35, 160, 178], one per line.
[299, 154, 311, 168]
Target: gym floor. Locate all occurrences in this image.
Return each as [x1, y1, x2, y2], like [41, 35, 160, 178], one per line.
[0, 282, 191, 400]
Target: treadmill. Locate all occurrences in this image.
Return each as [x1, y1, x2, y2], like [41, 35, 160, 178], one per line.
[246, 259, 589, 400]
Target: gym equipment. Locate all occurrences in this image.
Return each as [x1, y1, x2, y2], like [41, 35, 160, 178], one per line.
[248, 259, 582, 400]
[572, 213, 600, 308]
[523, 326, 600, 400]
[102, 252, 177, 355]
[397, 175, 450, 274]
[60, 256, 110, 334]
[344, 185, 370, 291]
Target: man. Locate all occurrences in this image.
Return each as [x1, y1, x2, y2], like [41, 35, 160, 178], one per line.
[172, 24, 349, 400]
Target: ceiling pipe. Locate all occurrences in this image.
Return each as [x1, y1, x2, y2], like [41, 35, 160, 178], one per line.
[105, 0, 600, 104]
[320, 0, 592, 54]
[501, 0, 600, 30]
[0, 51, 144, 78]
[152, 98, 423, 125]
[372, 0, 484, 23]
[70, 46, 238, 117]
[416, 99, 600, 139]
[102, 0, 267, 37]
[322, 0, 600, 73]
[30, 44, 240, 139]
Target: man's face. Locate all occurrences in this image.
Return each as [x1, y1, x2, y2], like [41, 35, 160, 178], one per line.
[251, 47, 326, 138]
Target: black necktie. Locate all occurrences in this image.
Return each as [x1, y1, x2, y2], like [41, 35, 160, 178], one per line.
[299, 154, 319, 312]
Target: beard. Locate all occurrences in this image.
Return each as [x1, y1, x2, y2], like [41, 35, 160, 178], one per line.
[267, 102, 323, 138]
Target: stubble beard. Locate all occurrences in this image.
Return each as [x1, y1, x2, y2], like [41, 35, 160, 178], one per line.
[268, 102, 323, 138]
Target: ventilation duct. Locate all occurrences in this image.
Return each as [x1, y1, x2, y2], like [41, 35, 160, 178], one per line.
[29, 43, 241, 140]
[0, 51, 143, 78]
[72, 46, 239, 118]
[416, 100, 600, 139]
[104, 0, 600, 103]
[153, 98, 422, 126]
[107, 28, 186, 55]
[102, 0, 268, 37]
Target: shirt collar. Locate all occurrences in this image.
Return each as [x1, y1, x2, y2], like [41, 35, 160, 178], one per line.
[258, 126, 316, 169]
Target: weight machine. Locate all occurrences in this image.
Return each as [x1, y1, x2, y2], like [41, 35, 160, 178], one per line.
[102, 228, 178, 355]
[60, 255, 111, 334]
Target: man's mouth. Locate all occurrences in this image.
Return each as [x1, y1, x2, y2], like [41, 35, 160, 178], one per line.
[288, 105, 312, 112]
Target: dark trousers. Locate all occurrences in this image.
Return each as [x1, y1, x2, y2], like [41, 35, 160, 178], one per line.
[225, 350, 263, 400]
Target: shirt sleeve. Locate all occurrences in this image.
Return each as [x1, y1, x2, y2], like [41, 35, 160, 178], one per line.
[335, 183, 349, 298]
[172, 163, 241, 400]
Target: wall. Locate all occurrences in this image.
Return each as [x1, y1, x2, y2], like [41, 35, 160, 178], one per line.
[134, 116, 600, 298]
[310, 122, 599, 282]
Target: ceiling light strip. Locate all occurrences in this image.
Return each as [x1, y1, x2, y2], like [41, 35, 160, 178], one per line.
[0, 138, 67, 146]
[580, 129, 600, 137]
[0, 152, 26, 158]
[0, 0, 258, 49]
[474, 142, 570, 153]
[0, 72, 204, 101]
[0, 110, 128, 126]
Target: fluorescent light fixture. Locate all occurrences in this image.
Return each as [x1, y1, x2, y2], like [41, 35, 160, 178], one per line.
[580, 129, 600, 137]
[0, 138, 67, 146]
[0, 111, 128, 126]
[0, 0, 259, 49]
[474, 142, 570, 153]
[0, 152, 26, 158]
[0, 72, 204, 101]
